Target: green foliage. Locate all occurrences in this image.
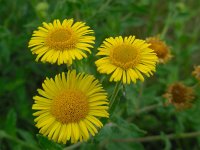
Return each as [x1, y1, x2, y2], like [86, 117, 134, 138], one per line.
[0, 0, 200, 149]
[37, 135, 64, 150]
[4, 109, 17, 136]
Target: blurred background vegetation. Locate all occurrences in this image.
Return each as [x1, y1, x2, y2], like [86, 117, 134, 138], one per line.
[0, 0, 200, 149]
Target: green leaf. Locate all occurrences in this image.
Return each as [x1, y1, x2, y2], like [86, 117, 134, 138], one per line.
[112, 115, 147, 135]
[17, 129, 37, 146]
[4, 109, 17, 136]
[95, 123, 144, 150]
[80, 143, 97, 150]
[106, 142, 144, 150]
[37, 134, 63, 150]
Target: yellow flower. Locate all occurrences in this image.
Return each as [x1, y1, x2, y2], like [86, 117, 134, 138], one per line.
[192, 65, 200, 81]
[146, 36, 172, 63]
[163, 82, 195, 110]
[32, 70, 109, 144]
[28, 19, 95, 65]
[95, 36, 158, 84]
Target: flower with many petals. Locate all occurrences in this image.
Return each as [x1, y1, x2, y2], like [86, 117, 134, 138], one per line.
[28, 19, 95, 65]
[32, 70, 109, 144]
[95, 36, 158, 84]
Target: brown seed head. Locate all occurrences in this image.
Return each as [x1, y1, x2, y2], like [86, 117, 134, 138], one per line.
[163, 82, 195, 110]
[146, 36, 172, 63]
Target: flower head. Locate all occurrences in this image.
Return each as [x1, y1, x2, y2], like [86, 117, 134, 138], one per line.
[95, 36, 158, 84]
[146, 36, 172, 63]
[192, 65, 200, 81]
[32, 70, 109, 144]
[163, 82, 195, 110]
[28, 19, 95, 65]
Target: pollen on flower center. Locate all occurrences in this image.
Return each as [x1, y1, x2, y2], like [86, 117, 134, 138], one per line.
[51, 90, 89, 123]
[50, 29, 71, 42]
[46, 28, 77, 50]
[110, 44, 140, 69]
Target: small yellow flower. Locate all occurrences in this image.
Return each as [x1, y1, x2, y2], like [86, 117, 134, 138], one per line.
[192, 65, 200, 81]
[163, 82, 195, 110]
[28, 19, 95, 65]
[32, 70, 109, 144]
[95, 36, 158, 84]
[146, 36, 172, 63]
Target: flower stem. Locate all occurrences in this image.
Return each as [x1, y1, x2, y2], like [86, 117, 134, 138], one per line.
[192, 83, 199, 89]
[135, 82, 144, 110]
[126, 103, 163, 122]
[135, 103, 163, 115]
[109, 81, 121, 111]
[63, 142, 81, 150]
[160, 15, 170, 39]
[0, 130, 39, 149]
[160, 4, 175, 39]
[112, 131, 200, 143]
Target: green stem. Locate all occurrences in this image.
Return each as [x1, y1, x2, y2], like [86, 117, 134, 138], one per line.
[160, 14, 171, 39]
[127, 103, 162, 122]
[135, 103, 163, 115]
[0, 130, 39, 150]
[135, 82, 144, 110]
[160, 4, 175, 39]
[90, 0, 112, 19]
[63, 142, 81, 150]
[112, 131, 200, 143]
[192, 83, 199, 89]
[109, 81, 121, 110]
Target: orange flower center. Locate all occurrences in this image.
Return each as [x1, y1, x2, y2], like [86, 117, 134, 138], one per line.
[110, 44, 140, 69]
[51, 90, 89, 123]
[46, 28, 77, 50]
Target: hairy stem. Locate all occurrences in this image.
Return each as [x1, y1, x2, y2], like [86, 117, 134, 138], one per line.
[135, 82, 144, 110]
[109, 81, 121, 110]
[192, 83, 199, 89]
[135, 103, 163, 115]
[113, 131, 200, 143]
[160, 3, 177, 39]
[63, 142, 81, 150]
[126, 103, 163, 122]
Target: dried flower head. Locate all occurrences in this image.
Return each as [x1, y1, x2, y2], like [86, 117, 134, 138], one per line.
[146, 36, 172, 63]
[192, 65, 200, 81]
[163, 82, 195, 110]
